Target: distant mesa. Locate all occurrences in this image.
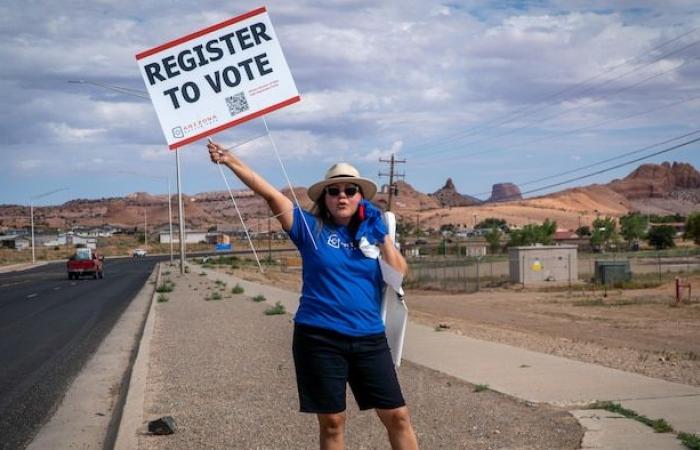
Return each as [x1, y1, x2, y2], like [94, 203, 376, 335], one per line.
[488, 182, 522, 203]
[430, 178, 482, 207]
[609, 162, 700, 199]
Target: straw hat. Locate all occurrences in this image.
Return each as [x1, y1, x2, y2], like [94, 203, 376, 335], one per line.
[307, 163, 378, 202]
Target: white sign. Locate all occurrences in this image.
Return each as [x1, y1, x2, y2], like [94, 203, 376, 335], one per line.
[135, 7, 300, 149]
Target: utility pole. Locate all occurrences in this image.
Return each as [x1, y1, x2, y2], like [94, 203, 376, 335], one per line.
[378, 154, 406, 211]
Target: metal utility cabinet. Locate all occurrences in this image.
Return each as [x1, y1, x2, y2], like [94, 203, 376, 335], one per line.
[509, 245, 578, 285]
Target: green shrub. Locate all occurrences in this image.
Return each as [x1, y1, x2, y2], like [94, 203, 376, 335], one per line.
[473, 384, 489, 393]
[232, 284, 245, 294]
[678, 432, 700, 450]
[264, 301, 286, 315]
[207, 292, 223, 301]
[252, 294, 266, 303]
[157, 294, 169, 303]
[156, 280, 175, 293]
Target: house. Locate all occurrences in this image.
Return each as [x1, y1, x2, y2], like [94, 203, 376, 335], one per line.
[553, 229, 591, 251]
[0, 234, 30, 250]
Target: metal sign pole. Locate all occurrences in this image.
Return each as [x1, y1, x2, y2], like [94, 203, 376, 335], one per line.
[30, 202, 35, 264]
[167, 177, 174, 265]
[176, 149, 186, 274]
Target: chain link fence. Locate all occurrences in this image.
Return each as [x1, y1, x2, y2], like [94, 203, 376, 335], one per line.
[406, 247, 700, 293]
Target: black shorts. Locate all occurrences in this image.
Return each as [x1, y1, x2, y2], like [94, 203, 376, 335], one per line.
[292, 323, 406, 414]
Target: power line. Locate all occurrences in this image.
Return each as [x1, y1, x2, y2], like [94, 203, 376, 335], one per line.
[469, 129, 700, 198]
[486, 135, 700, 202]
[421, 93, 700, 166]
[411, 57, 698, 161]
[403, 27, 700, 155]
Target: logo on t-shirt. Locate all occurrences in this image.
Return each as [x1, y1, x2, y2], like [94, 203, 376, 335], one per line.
[327, 234, 340, 248]
[327, 233, 356, 250]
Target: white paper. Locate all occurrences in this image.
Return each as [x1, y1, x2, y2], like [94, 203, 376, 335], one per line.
[379, 258, 404, 296]
[380, 211, 408, 367]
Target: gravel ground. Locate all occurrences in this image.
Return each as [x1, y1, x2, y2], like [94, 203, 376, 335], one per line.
[137, 271, 582, 449]
[228, 264, 700, 387]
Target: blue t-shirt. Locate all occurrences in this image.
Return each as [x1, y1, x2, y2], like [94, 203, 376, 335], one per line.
[287, 207, 384, 337]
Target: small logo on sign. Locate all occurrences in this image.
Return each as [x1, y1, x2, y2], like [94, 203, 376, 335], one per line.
[327, 234, 340, 249]
[172, 127, 184, 138]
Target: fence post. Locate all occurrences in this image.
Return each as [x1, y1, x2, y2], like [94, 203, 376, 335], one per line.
[657, 251, 662, 283]
[521, 255, 525, 288]
[476, 256, 481, 292]
[464, 264, 468, 292]
[568, 253, 572, 296]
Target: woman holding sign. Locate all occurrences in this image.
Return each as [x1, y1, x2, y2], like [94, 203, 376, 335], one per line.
[207, 141, 418, 450]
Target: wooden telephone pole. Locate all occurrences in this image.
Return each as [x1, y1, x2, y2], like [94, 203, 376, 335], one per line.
[378, 154, 406, 211]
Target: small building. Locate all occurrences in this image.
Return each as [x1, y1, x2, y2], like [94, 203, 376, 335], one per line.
[553, 229, 592, 251]
[159, 230, 208, 244]
[509, 245, 578, 285]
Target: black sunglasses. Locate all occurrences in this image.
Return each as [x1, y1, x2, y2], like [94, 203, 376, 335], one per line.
[325, 185, 360, 197]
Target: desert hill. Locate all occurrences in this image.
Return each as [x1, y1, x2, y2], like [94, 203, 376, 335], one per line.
[1, 161, 698, 233]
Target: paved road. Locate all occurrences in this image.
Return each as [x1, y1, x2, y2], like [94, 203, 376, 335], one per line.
[0, 257, 159, 449]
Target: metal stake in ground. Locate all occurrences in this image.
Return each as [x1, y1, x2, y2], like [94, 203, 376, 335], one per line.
[215, 157, 263, 273]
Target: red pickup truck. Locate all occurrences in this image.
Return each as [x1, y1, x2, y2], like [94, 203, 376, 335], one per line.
[67, 248, 104, 280]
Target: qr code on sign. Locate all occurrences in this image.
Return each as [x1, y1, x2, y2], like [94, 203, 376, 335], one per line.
[225, 92, 249, 117]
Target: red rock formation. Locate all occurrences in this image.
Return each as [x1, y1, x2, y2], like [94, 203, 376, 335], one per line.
[488, 183, 522, 202]
[429, 178, 482, 207]
[609, 162, 700, 199]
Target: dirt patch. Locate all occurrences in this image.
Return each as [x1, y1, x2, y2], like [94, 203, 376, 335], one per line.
[217, 261, 700, 386]
[408, 275, 700, 386]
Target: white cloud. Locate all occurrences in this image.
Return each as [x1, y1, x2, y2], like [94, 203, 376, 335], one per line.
[357, 140, 404, 162]
[47, 123, 107, 143]
[1, 0, 699, 204]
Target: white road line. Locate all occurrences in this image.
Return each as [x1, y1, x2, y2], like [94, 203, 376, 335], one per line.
[26, 293, 38, 299]
[54, 286, 61, 290]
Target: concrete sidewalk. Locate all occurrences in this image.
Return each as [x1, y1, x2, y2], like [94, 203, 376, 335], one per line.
[194, 266, 700, 449]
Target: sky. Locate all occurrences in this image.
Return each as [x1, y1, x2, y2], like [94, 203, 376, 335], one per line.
[2, 0, 700, 206]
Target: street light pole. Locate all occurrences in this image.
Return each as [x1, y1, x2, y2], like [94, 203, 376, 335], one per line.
[144, 206, 148, 247]
[69, 79, 184, 272]
[29, 187, 68, 265]
[30, 202, 35, 264]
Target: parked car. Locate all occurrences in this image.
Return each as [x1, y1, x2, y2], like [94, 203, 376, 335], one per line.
[132, 248, 147, 257]
[67, 247, 104, 280]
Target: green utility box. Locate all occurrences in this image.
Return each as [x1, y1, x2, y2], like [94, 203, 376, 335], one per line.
[594, 260, 631, 285]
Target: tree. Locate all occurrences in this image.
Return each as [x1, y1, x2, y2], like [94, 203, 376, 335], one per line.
[476, 217, 506, 230]
[590, 216, 619, 251]
[685, 212, 700, 245]
[575, 225, 591, 236]
[440, 223, 455, 233]
[507, 219, 557, 247]
[485, 227, 501, 254]
[647, 225, 676, 249]
[619, 213, 648, 246]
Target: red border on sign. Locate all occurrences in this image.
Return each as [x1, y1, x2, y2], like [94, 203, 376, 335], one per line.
[168, 95, 300, 150]
[135, 6, 267, 60]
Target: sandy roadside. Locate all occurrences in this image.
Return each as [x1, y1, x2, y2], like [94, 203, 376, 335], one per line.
[136, 269, 582, 449]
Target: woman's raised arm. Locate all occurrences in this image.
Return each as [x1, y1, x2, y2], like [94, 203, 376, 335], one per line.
[207, 140, 294, 231]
